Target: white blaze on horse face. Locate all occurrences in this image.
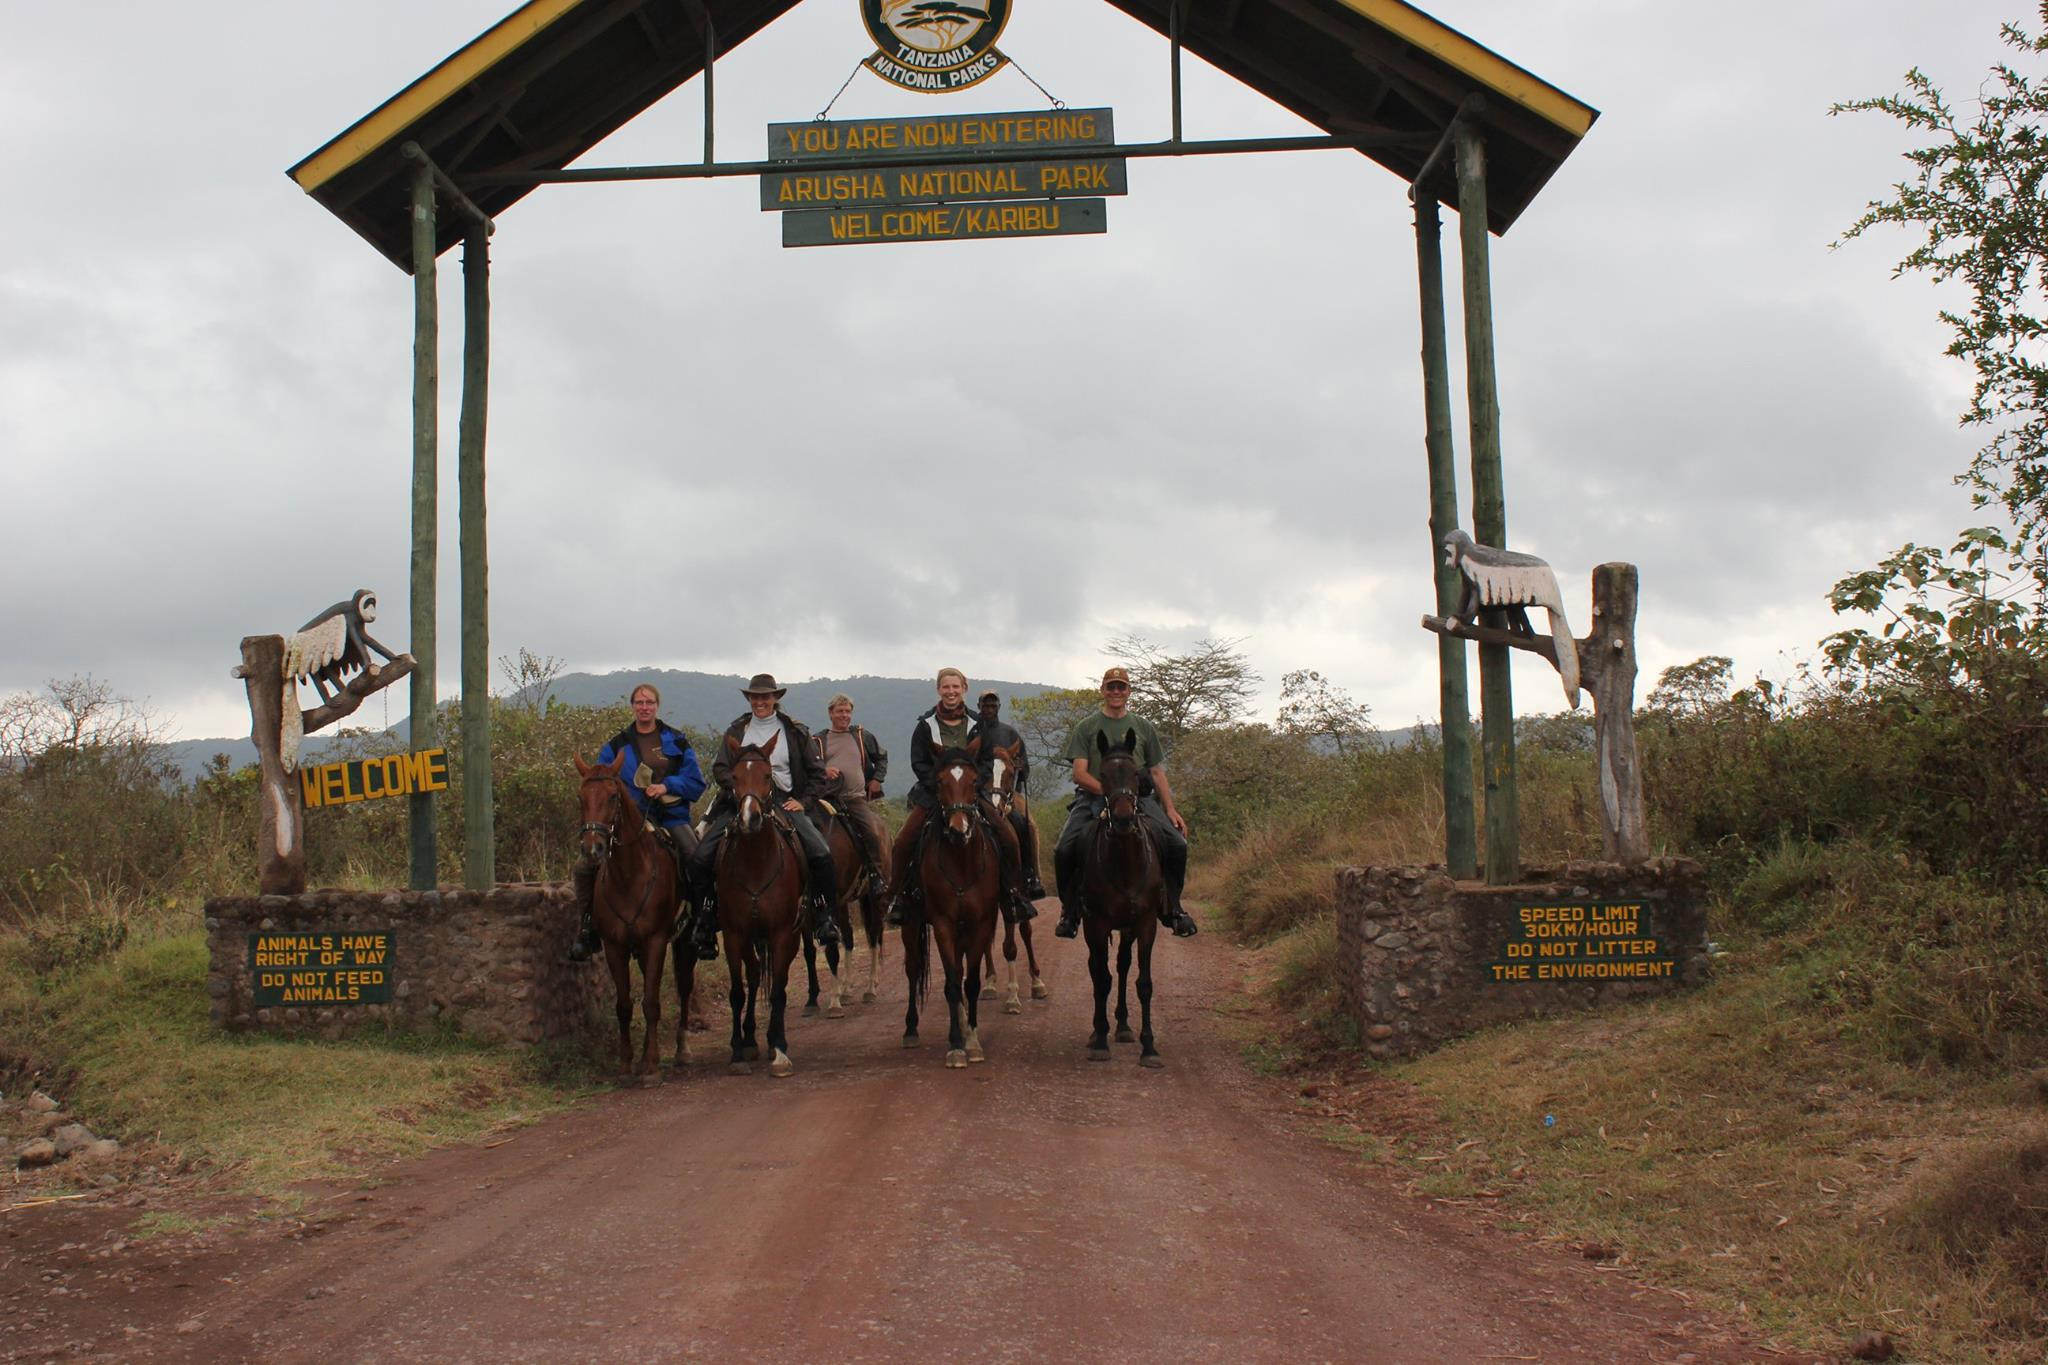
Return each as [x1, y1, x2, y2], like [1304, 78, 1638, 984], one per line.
[991, 757, 1007, 793]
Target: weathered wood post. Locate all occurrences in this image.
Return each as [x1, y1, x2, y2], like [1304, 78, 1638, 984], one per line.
[236, 636, 303, 895]
[1412, 195, 1479, 879]
[458, 222, 493, 889]
[407, 155, 439, 891]
[1454, 118, 1520, 884]
[1582, 563, 1648, 862]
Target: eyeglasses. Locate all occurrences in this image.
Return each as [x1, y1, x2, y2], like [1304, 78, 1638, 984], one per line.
[1103, 682, 1130, 692]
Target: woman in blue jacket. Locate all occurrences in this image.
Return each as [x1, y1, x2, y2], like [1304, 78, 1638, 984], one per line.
[567, 682, 706, 963]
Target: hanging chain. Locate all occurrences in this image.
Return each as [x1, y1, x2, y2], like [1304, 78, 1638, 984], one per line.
[999, 50, 1066, 109]
[814, 59, 866, 121]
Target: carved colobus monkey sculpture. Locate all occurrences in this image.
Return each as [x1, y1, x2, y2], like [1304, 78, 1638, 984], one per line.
[286, 589, 399, 703]
[1441, 530, 1582, 707]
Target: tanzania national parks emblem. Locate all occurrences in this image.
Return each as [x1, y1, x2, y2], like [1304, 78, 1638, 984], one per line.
[861, 0, 1012, 93]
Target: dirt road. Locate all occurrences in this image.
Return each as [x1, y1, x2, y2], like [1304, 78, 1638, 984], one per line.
[4, 927, 1770, 1363]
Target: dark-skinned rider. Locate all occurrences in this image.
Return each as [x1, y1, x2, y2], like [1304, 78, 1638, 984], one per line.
[975, 689, 1048, 900]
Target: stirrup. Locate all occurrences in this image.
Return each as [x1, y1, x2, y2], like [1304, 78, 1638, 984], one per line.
[565, 926, 601, 964]
[1168, 908, 1198, 938]
[1054, 907, 1080, 939]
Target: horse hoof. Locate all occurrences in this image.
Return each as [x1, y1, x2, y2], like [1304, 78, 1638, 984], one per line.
[966, 1046, 986, 1064]
[902, 1033, 919, 1049]
[827, 1004, 845, 1019]
[1140, 1053, 1166, 1069]
[727, 1061, 752, 1076]
[1087, 1046, 1111, 1062]
[637, 1070, 663, 1088]
[945, 1050, 968, 1069]
[1003, 999, 1022, 1016]
[979, 983, 995, 1000]
[862, 989, 877, 1004]
[1031, 981, 1049, 1000]
[769, 1051, 794, 1079]
[1116, 1026, 1135, 1044]
[802, 1003, 818, 1018]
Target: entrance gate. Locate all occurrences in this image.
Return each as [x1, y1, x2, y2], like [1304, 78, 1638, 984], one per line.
[287, 0, 1599, 890]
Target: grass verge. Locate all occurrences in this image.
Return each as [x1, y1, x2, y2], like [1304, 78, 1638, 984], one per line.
[2, 908, 608, 1193]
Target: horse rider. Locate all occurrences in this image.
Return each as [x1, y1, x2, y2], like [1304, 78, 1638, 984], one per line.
[567, 681, 706, 964]
[884, 667, 1036, 928]
[812, 692, 890, 898]
[1051, 666, 1198, 940]
[975, 688, 1049, 902]
[686, 673, 842, 959]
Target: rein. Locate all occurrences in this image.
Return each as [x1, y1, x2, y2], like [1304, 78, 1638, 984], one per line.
[718, 802, 799, 918]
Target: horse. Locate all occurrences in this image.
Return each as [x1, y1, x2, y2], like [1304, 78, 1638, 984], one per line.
[901, 740, 1001, 1067]
[800, 805, 886, 1018]
[1079, 730, 1165, 1068]
[573, 751, 690, 1080]
[713, 734, 807, 1078]
[979, 739, 1046, 1014]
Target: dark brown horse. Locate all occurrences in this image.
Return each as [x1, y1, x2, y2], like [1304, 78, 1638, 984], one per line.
[902, 741, 1001, 1067]
[801, 809, 885, 1017]
[715, 735, 807, 1078]
[981, 739, 1045, 1013]
[574, 751, 689, 1080]
[1079, 730, 1164, 1067]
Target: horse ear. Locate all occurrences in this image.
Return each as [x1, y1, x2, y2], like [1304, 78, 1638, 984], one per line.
[761, 730, 779, 756]
[1095, 730, 1109, 759]
[1120, 730, 1138, 754]
[605, 750, 626, 775]
[724, 734, 740, 758]
[573, 754, 593, 778]
[965, 735, 981, 760]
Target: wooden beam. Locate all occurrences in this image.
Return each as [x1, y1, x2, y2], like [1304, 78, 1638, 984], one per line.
[299, 656, 417, 736]
[408, 162, 439, 891]
[458, 225, 494, 891]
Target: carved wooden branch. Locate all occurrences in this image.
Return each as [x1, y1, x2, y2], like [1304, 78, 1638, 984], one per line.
[299, 655, 415, 736]
[1420, 614, 1560, 667]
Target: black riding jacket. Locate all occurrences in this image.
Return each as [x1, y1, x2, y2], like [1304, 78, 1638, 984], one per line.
[907, 706, 993, 811]
[712, 710, 826, 806]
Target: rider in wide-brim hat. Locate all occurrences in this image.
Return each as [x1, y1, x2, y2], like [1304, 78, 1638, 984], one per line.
[684, 671, 842, 959]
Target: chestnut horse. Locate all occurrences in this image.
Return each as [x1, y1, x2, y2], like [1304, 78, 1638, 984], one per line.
[1079, 730, 1164, 1067]
[715, 735, 807, 1078]
[801, 810, 885, 1018]
[902, 741, 1001, 1067]
[574, 751, 689, 1079]
[980, 740, 1046, 1013]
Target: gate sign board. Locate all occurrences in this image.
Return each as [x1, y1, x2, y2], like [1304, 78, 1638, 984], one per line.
[767, 108, 1114, 162]
[250, 930, 394, 1006]
[299, 748, 449, 809]
[1486, 901, 1678, 984]
[762, 158, 1127, 211]
[784, 199, 1105, 248]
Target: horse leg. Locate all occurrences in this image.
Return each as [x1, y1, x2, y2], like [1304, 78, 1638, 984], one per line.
[670, 937, 691, 1066]
[964, 919, 988, 1064]
[802, 929, 820, 1017]
[686, 957, 710, 1031]
[605, 940, 634, 1076]
[862, 889, 883, 1003]
[980, 942, 996, 1000]
[901, 918, 922, 1048]
[1021, 919, 1048, 1000]
[938, 918, 968, 1069]
[726, 943, 750, 1075]
[824, 917, 846, 1019]
[1000, 914, 1022, 1015]
[1086, 929, 1113, 1061]
[742, 938, 762, 1061]
[768, 927, 796, 1079]
[1115, 931, 1136, 1044]
[638, 939, 665, 1081]
[1137, 925, 1163, 1068]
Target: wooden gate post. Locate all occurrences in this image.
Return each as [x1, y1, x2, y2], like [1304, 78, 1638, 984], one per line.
[458, 222, 494, 889]
[1412, 196, 1479, 879]
[236, 635, 304, 895]
[1454, 121, 1520, 884]
[1584, 563, 1649, 862]
[407, 157, 439, 890]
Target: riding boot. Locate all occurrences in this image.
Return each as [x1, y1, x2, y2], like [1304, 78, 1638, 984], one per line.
[564, 861, 601, 963]
[1054, 899, 1082, 939]
[690, 891, 720, 961]
[1162, 886, 1198, 938]
[807, 854, 842, 946]
[885, 883, 910, 928]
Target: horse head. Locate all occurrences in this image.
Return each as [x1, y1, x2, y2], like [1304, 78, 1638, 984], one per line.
[1093, 728, 1144, 830]
[725, 731, 779, 834]
[987, 740, 1023, 815]
[936, 736, 983, 841]
[572, 750, 630, 862]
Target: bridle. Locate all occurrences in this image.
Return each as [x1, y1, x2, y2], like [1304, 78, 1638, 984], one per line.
[1096, 754, 1144, 832]
[579, 777, 624, 862]
[720, 747, 797, 914]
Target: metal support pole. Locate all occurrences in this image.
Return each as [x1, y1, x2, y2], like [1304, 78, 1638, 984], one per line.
[703, 17, 716, 166]
[1454, 121, 1518, 884]
[1413, 197, 1479, 879]
[407, 163, 439, 891]
[1168, 0, 1183, 144]
[458, 224, 493, 891]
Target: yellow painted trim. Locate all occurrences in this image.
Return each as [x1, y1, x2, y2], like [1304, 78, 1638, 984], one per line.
[1337, 0, 1596, 138]
[291, 0, 590, 194]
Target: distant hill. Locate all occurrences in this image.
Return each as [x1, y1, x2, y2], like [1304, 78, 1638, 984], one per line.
[161, 669, 1065, 798]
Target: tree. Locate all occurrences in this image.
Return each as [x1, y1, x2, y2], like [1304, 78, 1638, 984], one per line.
[1009, 687, 1099, 783]
[1833, 13, 2048, 553]
[496, 647, 565, 717]
[1102, 634, 1260, 754]
[1274, 668, 1374, 755]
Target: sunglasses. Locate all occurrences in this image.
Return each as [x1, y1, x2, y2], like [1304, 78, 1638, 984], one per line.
[1103, 682, 1130, 692]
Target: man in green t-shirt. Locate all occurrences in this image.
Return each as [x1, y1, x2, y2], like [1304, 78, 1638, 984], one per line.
[1051, 666, 1197, 939]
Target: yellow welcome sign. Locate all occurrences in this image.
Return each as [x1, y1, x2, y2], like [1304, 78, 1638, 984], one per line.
[299, 749, 449, 808]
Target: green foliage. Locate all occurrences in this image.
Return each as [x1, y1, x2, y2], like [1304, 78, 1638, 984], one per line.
[1834, 13, 2048, 549]
[1102, 633, 1259, 755]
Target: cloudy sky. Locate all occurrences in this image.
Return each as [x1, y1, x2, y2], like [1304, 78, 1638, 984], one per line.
[0, 1, 2021, 742]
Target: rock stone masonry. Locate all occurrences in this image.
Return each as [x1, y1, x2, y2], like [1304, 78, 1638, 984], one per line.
[1335, 859, 1707, 1061]
[205, 886, 609, 1044]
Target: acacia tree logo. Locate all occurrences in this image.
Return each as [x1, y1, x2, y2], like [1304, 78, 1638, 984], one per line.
[861, 0, 1012, 90]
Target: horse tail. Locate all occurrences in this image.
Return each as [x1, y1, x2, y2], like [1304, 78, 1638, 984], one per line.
[860, 882, 884, 950]
[908, 900, 932, 1007]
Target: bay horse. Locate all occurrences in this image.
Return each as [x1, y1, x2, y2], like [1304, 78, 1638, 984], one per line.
[980, 740, 1046, 1013]
[573, 751, 689, 1080]
[714, 734, 807, 1078]
[1079, 730, 1165, 1067]
[901, 740, 1001, 1067]
[801, 808, 885, 1018]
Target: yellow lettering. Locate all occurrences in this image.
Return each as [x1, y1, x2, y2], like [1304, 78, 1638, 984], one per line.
[300, 766, 323, 809]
